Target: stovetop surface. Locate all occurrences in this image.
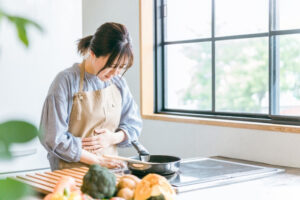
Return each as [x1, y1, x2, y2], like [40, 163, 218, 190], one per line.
[166, 158, 284, 192]
[119, 157, 284, 193]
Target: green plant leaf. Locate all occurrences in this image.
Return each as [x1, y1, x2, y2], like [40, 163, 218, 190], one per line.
[0, 140, 11, 159]
[0, 9, 4, 21]
[0, 178, 34, 200]
[15, 20, 29, 46]
[0, 120, 39, 144]
[1, 11, 43, 47]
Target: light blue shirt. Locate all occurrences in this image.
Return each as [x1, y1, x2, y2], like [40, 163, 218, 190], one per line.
[39, 63, 142, 170]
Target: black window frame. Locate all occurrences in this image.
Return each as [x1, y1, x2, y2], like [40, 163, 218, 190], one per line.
[154, 0, 300, 126]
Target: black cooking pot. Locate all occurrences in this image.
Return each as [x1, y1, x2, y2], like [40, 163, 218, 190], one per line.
[127, 140, 181, 175]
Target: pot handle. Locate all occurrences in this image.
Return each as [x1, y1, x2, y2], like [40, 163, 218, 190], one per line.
[131, 140, 150, 156]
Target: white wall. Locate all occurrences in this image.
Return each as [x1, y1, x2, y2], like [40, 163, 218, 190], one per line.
[83, 0, 300, 168]
[0, 0, 82, 172]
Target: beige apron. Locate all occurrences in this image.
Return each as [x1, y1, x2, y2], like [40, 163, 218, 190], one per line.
[58, 62, 122, 169]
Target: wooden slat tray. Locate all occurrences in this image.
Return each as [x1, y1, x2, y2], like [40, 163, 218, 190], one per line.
[8, 167, 121, 195]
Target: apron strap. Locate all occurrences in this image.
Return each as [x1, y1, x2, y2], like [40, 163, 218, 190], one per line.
[76, 61, 86, 120]
[79, 60, 85, 92]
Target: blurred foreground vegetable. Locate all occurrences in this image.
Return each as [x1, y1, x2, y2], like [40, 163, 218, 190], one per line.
[43, 176, 91, 200]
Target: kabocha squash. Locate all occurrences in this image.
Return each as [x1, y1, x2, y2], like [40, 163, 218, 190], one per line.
[134, 174, 176, 200]
[81, 164, 117, 199]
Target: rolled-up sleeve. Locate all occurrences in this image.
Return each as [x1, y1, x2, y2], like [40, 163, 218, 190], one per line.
[39, 95, 82, 162]
[114, 77, 143, 147]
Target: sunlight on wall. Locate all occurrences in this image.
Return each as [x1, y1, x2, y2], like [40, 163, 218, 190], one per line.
[0, 0, 82, 126]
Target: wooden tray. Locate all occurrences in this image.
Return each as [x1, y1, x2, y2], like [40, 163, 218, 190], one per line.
[8, 167, 121, 195]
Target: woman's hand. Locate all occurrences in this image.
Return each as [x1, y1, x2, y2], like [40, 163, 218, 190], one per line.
[82, 128, 114, 151]
[82, 128, 126, 151]
[80, 149, 125, 169]
[96, 155, 125, 169]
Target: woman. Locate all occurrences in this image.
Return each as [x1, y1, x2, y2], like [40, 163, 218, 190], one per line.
[39, 22, 142, 170]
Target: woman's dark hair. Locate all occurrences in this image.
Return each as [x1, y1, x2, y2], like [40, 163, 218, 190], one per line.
[77, 22, 133, 74]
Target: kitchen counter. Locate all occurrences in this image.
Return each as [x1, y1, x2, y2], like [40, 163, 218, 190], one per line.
[0, 140, 50, 175]
[11, 157, 300, 200]
[178, 157, 300, 200]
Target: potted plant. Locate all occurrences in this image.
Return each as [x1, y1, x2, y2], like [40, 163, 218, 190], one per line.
[0, 7, 43, 200]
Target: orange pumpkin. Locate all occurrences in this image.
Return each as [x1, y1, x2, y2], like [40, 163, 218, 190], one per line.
[134, 174, 176, 200]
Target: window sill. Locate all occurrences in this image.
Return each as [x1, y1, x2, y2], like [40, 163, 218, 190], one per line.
[141, 113, 300, 133]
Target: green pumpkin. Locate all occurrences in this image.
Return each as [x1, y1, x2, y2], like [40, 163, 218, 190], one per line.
[147, 194, 166, 200]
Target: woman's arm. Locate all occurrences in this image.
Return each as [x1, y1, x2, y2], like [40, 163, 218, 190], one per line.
[116, 77, 143, 147]
[80, 148, 124, 168]
[81, 129, 126, 151]
[112, 129, 127, 144]
[40, 95, 123, 168]
[39, 94, 82, 163]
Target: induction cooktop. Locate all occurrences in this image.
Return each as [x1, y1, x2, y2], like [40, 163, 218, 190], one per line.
[167, 158, 284, 193]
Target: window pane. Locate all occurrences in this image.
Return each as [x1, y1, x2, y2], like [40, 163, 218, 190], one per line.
[275, 0, 300, 30]
[165, 43, 212, 110]
[278, 34, 300, 116]
[166, 0, 211, 41]
[215, 38, 269, 113]
[215, 0, 268, 36]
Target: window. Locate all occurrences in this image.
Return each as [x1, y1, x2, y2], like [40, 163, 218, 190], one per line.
[154, 0, 300, 125]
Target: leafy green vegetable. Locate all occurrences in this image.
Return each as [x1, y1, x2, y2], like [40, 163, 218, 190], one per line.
[81, 164, 117, 199]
